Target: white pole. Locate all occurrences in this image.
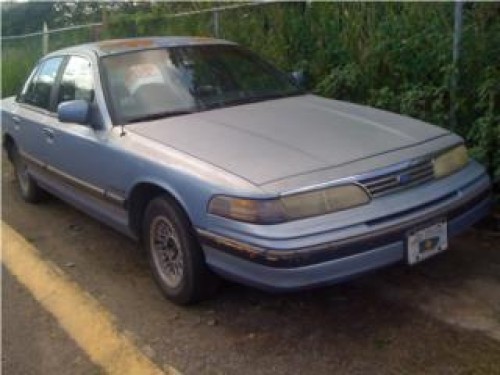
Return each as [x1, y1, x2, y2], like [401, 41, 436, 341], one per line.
[42, 22, 49, 55]
[213, 10, 220, 38]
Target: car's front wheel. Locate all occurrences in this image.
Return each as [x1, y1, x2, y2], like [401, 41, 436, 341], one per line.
[143, 195, 218, 305]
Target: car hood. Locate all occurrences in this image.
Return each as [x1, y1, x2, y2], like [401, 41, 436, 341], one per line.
[128, 94, 448, 186]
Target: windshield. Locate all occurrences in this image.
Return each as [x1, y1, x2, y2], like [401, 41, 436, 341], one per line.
[101, 44, 302, 124]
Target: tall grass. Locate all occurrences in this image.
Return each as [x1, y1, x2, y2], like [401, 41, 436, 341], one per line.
[2, 37, 42, 97]
[1, 28, 92, 97]
[105, 2, 499, 182]
[2, 2, 498, 185]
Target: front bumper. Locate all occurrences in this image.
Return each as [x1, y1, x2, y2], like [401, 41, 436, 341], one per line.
[197, 162, 492, 291]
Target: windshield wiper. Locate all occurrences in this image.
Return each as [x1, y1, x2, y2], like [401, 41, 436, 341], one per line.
[126, 110, 196, 124]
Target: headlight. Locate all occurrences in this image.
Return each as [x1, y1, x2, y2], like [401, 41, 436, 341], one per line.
[280, 184, 370, 219]
[208, 184, 370, 224]
[433, 144, 469, 179]
[208, 196, 286, 224]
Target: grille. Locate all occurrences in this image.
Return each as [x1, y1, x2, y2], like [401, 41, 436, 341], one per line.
[359, 159, 435, 198]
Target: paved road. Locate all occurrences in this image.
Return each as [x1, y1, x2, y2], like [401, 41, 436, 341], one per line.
[2, 157, 500, 374]
[3, 271, 100, 375]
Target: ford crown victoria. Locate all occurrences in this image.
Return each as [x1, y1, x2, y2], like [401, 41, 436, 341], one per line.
[1, 37, 492, 304]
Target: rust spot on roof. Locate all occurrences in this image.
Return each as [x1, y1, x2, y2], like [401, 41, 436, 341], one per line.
[191, 36, 215, 42]
[97, 39, 156, 53]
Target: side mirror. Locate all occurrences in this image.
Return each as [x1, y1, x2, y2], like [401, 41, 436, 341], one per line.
[57, 100, 90, 125]
[291, 70, 307, 88]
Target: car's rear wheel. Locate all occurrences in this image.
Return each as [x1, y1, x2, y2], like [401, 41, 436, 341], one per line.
[10, 144, 46, 203]
[143, 195, 218, 305]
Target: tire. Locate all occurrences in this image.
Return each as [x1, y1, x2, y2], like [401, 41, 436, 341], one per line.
[10, 144, 47, 203]
[143, 195, 219, 305]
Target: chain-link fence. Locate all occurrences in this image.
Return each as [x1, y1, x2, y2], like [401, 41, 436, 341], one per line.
[1, 2, 259, 98]
[2, 2, 498, 183]
[2, 23, 103, 97]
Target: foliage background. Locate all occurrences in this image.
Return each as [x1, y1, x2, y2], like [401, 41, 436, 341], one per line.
[2, 1, 499, 187]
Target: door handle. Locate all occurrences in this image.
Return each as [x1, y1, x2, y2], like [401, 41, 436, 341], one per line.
[11, 115, 21, 130]
[42, 127, 55, 142]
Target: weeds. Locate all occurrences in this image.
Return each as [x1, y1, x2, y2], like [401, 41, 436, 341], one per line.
[2, 2, 498, 185]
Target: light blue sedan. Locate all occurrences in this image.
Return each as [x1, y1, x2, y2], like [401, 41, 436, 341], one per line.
[1, 37, 492, 304]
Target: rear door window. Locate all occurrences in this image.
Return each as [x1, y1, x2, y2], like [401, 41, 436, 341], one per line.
[20, 57, 64, 111]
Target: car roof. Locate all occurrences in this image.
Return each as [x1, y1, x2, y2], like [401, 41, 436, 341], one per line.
[45, 36, 237, 58]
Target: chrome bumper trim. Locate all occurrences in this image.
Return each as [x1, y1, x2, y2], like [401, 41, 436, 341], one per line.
[197, 186, 492, 268]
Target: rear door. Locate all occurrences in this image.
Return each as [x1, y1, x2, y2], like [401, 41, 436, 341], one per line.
[10, 56, 65, 165]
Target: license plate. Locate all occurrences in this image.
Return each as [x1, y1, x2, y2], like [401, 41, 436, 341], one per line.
[407, 220, 448, 265]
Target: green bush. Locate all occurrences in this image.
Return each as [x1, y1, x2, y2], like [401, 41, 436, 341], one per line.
[1, 28, 93, 97]
[2, 37, 42, 97]
[2, 2, 498, 187]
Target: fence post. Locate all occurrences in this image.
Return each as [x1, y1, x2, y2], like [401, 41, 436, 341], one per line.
[100, 8, 108, 40]
[450, 0, 463, 130]
[213, 10, 220, 38]
[42, 22, 49, 54]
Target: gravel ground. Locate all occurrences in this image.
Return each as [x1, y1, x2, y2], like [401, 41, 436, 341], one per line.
[2, 156, 500, 374]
